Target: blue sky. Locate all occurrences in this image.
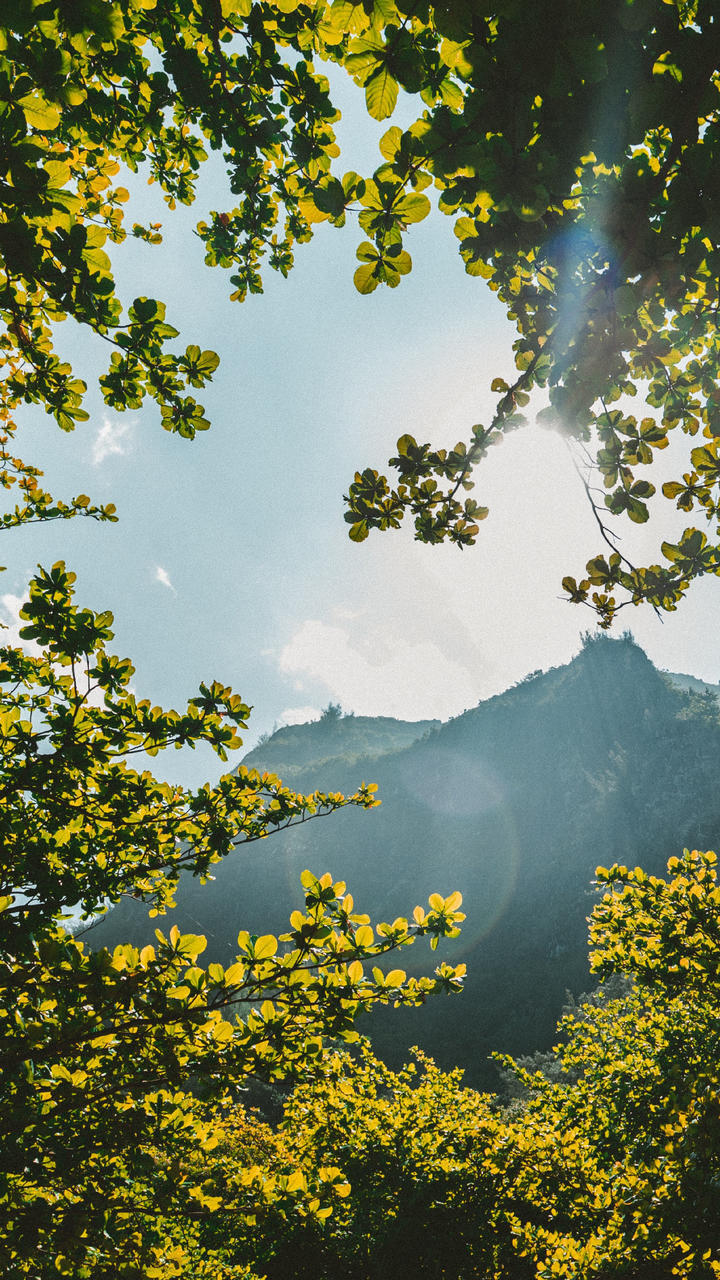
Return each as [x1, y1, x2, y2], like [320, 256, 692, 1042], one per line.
[3, 72, 720, 788]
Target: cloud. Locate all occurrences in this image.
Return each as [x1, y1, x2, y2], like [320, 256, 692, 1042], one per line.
[92, 415, 133, 466]
[279, 615, 480, 721]
[0, 592, 39, 655]
[154, 565, 177, 594]
[278, 705, 320, 727]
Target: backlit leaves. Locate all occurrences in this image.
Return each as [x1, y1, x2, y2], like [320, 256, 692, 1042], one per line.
[0, 565, 465, 1276]
[330, 4, 720, 627]
[365, 66, 399, 121]
[245, 848, 720, 1278]
[12, 0, 720, 632]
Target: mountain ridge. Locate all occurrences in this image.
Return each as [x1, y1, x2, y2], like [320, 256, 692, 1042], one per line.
[91, 635, 720, 1087]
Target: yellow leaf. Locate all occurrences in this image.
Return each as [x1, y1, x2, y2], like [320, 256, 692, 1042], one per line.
[213, 1019, 233, 1042]
[19, 94, 61, 132]
[254, 934, 277, 959]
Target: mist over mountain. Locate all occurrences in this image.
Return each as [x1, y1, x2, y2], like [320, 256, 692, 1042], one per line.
[664, 670, 720, 700]
[91, 635, 720, 1088]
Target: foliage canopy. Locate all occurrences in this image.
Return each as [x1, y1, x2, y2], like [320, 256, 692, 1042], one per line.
[4, 1, 720, 622]
[85, 848, 720, 1279]
[0, 561, 466, 1275]
[3, 2, 720, 1275]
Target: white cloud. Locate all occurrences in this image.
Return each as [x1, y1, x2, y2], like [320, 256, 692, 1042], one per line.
[92, 415, 133, 466]
[279, 616, 480, 721]
[154, 565, 177, 594]
[278, 705, 320, 726]
[0, 592, 39, 654]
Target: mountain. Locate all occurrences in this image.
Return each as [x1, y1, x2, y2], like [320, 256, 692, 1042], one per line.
[665, 670, 720, 700]
[89, 635, 720, 1089]
[240, 709, 440, 782]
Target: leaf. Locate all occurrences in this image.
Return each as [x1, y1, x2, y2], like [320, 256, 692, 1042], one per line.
[355, 924, 374, 947]
[379, 125, 403, 161]
[614, 285, 639, 318]
[175, 933, 207, 959]
[384, 968, 406, 986]
[354, 263, 380, 294]
[396, 434, 417, 455]
[19, 94, 61, 132]
[213, 1019, 234, 1042]
[395, 193, 430, 224]
[253, 934, 278, 960]
[365, 67, 398, 120]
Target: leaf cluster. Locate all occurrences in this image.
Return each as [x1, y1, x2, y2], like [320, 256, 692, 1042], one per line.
[6, 2, 720, 623]
[336, 2, 720, 625]
[0, 564, 466, 1276]
[212, 848, 720, 1280]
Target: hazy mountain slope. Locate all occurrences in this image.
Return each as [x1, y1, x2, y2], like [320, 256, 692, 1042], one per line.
[664, 671, 720, 700]
[239, 712, 440, 784]
[91, 636, 720, 1088]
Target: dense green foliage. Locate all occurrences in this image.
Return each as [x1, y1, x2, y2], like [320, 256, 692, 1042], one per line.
[96, 634, 720, 1087]
[341, 0, 720, 629]
[0, 564, 466, 1277]
[109, 849, 720, 1279]
[4, 1, 720, 619]
[3, 2, 720, 1275]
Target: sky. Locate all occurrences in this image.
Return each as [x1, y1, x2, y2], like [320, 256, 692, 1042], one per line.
[3, 70, 720, 788]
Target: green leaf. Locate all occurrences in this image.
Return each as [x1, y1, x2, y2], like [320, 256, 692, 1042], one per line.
[253, 934, 278, 960]
[396, 434, 417, 456]
[19, 94, 61, 131]
[379, 125, 403, 161]
[395, 193, 430, 224]
[365, 67, 398, 120]
[354, 263, 380, 294]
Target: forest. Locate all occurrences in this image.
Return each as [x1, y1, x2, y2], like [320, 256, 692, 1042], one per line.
[2, 1, 720, 1277]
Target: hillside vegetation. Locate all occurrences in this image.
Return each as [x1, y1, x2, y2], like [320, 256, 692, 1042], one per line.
[93, 634, 720, 1087]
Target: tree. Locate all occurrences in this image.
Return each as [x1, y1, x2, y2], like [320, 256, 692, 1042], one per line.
[0, 561, 466, 1276]
[3, 3, 720, 623]
[3, 3, 720, 1273]
[339, 0, 720, 628]
[0, 6, 467, 1272]
[209, 849, 720, 1280]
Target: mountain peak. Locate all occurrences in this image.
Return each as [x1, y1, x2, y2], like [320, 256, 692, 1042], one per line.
[90, 635, 720, 1088]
